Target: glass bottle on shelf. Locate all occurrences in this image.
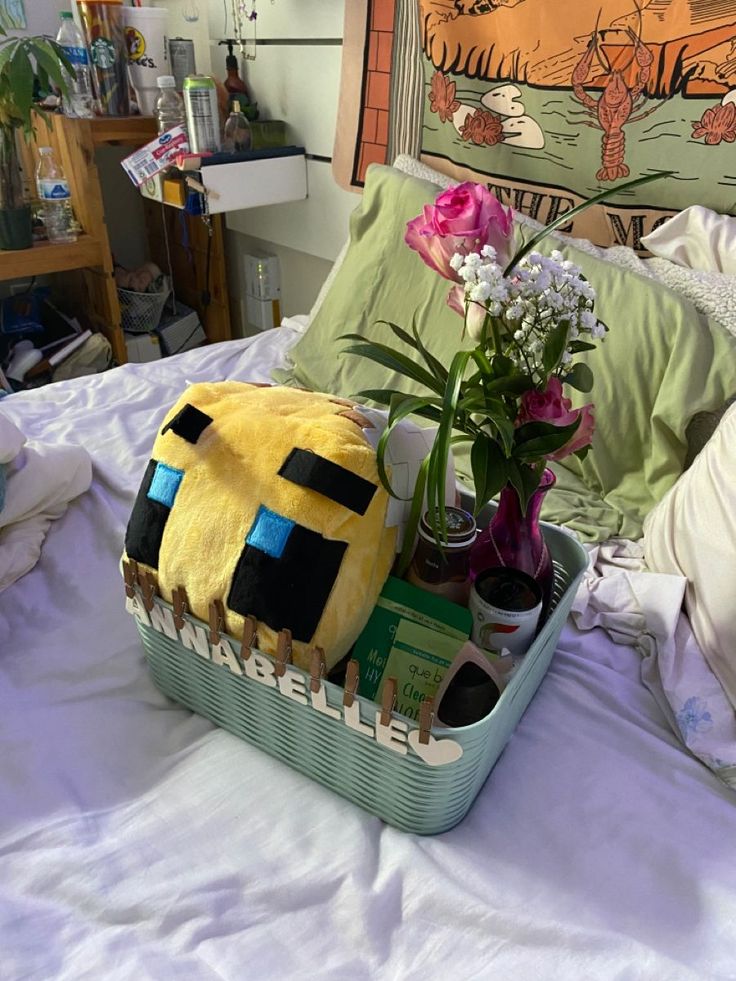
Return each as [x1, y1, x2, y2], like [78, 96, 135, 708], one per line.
[223, 101, 252, 153]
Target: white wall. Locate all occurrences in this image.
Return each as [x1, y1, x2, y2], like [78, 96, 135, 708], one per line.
[203, 0, 357, 333]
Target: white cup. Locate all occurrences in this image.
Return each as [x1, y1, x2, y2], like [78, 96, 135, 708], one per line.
[121, 7, 169, 116]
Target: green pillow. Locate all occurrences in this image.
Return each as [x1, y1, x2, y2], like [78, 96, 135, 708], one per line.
[277, 163, 736, 540]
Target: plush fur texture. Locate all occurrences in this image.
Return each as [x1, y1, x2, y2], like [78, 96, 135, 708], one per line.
[124, 383, 397, 669]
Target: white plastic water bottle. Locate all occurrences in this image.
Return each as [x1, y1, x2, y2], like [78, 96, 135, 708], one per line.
[155, 75, 186, 134]
[36, 147, 78, 245]
[56, 11, 94, 118]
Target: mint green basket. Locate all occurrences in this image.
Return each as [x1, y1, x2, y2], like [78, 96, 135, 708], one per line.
[131, 519, 587, 835]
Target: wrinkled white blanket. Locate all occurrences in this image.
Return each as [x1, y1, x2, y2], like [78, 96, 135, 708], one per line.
[572, 539, 736, 789]
[0, 411, 92, 592]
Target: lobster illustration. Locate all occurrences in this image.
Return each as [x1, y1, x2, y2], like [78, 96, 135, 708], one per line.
[571, 17, 656, 182]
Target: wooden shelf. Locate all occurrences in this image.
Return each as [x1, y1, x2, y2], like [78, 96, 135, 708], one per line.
[0, 234, 103, 279]
[88, 115, 157, 147]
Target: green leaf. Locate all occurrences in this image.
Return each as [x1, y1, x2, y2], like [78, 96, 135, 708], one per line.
[505, 459, 544, 514]
[410, 315, 450, 385]
[505, 170, 674, 274]
[377, 319, 418, 351]
[484, 374, 534, 397]
[33, 38, 71, 95]
[426, 349, 472, 545]
[568, 340, 597, 354]
[395, 453, 430, 578]
[10, 43, 33, 130]
[470, 435, 507, 514]
[542, 319, 569, 372]
[563, 362, 594, 393]
[355, 389, 442, 422]
[376, 396, 436, 499]
[513, 418, 581, 459]
[0, 38, 18, 77]
[341, 341, 445, 395]
[487, 413, 516, 457]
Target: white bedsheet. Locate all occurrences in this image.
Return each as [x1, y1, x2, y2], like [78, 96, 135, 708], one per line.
[1, 328, 736, 981]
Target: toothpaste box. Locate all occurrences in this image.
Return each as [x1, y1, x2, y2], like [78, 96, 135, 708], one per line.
[121, 126, 190, 187]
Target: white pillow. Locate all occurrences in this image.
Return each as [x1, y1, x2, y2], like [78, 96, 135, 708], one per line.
[643, 400, 736, 711]
[641, 205, 736, 275]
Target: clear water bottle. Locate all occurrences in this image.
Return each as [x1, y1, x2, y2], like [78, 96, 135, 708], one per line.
[155, 75, 186, 134]
[55, 12, 94, 119]
[36, 147, 78, 245]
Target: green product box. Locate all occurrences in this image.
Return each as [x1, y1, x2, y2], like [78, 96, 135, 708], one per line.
[352, 577, 472, 720]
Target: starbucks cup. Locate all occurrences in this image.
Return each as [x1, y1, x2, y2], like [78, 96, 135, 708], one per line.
[121, 7, 169, 116]
[76, 0, 130, 116]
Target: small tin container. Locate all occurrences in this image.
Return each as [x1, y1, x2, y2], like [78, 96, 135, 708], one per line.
[469, 567, 543, 665]
[407, 507, 476, 606]
[183, 74, 221, 153]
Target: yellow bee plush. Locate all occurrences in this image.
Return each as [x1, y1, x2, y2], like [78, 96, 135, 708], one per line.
[123, 383, 399, 670]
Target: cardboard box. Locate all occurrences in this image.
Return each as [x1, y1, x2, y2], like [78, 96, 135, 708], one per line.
[125, 331, 162, 363]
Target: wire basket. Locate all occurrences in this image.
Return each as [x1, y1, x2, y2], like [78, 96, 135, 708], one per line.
[118, 280, 170, 334]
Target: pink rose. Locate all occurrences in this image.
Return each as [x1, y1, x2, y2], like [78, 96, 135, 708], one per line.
[517, 376, 595, 461]
[405, 182, 514, 282]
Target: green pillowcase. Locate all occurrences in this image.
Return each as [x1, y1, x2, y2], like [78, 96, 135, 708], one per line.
[277, 163, 736, 541]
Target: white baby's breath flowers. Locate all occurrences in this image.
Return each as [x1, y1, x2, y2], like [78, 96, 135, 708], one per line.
[454, 249, 605, 373]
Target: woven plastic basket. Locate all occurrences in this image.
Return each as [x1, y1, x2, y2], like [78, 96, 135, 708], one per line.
[129, 518, 587, 834]
[118, 280, 170, 334]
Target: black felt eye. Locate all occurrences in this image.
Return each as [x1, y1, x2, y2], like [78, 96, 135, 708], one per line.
[228, 523, 347, 642]
[125, 459, 177, 569]
[161, 404, 212, 444]
[278, 448, 376, 515]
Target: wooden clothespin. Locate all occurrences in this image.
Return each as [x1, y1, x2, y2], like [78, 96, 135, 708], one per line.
[122, 558, 138, 598]
[137, 568, 157, 612]
[274, 628, 292, 677]
[380, 677, 397, 727]
[208, 599, 225, 645]
[309, 647, 326, 693]
[343, 659, 359, 708]
[240, 614, 258, 662]
[172, 586, 189, 630]
[418, 697, 435, 745]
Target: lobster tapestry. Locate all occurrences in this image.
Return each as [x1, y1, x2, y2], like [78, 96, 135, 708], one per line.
[336, 0, 736, 251]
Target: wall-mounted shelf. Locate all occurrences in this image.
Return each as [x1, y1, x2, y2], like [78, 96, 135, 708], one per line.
[140, 147, 308, 215]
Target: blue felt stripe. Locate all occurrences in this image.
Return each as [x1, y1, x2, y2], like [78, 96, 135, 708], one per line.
[147, 461, 185, 508]
[246, 505, 294, 559]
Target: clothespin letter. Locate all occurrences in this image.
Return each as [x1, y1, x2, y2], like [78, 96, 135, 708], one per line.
[208, 599, 225, 645]
[123, 558, 138, 598]
[343, 659, 359, 708]
[240, 614, 258, 662]
[309, 647, 326, 693]
[172, 586, 189, 631]
[274, 628, 292, 678]
[138, 569, 157, 612]
[380, 677, 397, 727]
[419, 697, 435, 745]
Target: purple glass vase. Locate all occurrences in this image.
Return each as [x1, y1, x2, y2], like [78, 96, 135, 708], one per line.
[469, 468, 556, 616]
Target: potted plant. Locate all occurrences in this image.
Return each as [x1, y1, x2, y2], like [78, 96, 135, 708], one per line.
[0, 12, 70, 250]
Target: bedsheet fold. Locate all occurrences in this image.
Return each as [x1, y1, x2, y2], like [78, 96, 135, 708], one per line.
[572, 539, 736, 789]
[0, 412, 92, 592]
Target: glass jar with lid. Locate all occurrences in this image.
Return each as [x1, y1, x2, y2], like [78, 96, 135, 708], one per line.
[406, 507, 477, 606]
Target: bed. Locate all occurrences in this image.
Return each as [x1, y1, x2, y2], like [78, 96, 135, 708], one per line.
[2, 159, 736, 980]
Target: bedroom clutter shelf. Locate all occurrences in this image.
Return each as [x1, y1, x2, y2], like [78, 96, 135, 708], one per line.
[4, 114, 232, 366]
